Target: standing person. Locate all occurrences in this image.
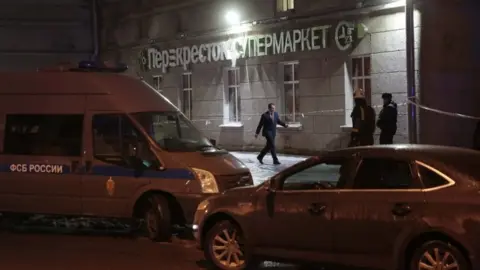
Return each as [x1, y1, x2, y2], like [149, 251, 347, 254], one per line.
[349, 88, 376, 147]
[255, 103, 288, 165]
[377, 93, 398, 144]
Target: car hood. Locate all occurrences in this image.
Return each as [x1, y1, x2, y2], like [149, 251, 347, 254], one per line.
[166, 150, 250, 175]
[222, 184, 258, 196]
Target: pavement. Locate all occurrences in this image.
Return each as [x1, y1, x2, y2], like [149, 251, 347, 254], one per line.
[230, 151, 307, 185]
[0, 152, 342, 270]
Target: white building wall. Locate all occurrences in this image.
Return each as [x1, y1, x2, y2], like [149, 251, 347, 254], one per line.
[101, 0, 421, 154]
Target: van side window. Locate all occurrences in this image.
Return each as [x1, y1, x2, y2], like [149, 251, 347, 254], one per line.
[3, 114, 83, 156]
[92, 114, 154, 167]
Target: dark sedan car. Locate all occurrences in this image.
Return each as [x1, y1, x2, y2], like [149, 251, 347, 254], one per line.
[193, 145, 480, 270]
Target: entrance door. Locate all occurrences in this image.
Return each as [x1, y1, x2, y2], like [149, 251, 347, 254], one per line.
[81, 111, 152, 218]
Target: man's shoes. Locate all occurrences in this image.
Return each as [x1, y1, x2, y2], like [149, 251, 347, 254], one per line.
[273, 161, 281, 165]
[257, 156, 264, 164]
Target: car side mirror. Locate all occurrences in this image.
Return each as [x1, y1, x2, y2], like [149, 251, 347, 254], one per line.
[209, 138, 217, 146]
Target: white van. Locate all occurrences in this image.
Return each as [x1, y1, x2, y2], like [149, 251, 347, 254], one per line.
[0, 61, 252, 241]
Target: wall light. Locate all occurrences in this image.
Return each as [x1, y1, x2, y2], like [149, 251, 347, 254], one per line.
[225, 10, 241, 25]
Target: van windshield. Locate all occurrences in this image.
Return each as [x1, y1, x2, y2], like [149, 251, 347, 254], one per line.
[131, 112, 214, 152]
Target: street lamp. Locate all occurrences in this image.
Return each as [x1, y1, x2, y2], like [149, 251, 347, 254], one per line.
[225, 10, 241, 25]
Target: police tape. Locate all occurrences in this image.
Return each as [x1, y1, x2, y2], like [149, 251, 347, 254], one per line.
[188, 102, 408, 123]
[406, 97, 480, 120]
[188, 98, 480, 125]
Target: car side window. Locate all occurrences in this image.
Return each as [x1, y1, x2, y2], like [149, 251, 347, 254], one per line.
[282, 159, 351, 191]
[92, 114, 156, 168]
[3, 114, 83, 156]
[418, 165, 450, 189]
[353, 158, 414, 189]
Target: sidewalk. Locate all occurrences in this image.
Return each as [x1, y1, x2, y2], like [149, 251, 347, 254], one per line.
[230, 151, 308, 185]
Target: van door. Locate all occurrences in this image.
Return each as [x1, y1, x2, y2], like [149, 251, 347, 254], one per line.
[81, 111, 152, 218]
[0, 114, 84, 215]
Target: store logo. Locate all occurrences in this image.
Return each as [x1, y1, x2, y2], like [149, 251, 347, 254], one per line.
[335, 21, 355, 51]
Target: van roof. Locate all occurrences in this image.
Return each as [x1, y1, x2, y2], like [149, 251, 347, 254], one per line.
[0, 71, 179, 113]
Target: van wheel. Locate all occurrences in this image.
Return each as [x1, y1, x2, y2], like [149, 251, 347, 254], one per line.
[409, 240, 468, 270]
[204, 220, 253, 270]
[143, 195, 172, 242]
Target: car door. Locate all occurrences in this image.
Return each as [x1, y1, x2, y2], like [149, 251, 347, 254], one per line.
[332, 157, 426, 265]
[0, 113, 84, 215]
[254, 157, 355, 259]
[81, 111, 153, 218]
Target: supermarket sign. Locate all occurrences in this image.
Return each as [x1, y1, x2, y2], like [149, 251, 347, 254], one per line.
[139, 21, 358, 73]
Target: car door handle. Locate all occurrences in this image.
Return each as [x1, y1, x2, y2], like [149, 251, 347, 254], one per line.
[308, 203, 327, 215]
[392, 203, 412, 216]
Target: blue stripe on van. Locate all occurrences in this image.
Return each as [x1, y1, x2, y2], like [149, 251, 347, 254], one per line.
[89, 165, 195, 179]
[0, 164, 195, 180]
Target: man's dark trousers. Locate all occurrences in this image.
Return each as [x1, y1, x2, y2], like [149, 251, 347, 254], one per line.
[258, 132, 278, 162]
[379, 132, 394, 144]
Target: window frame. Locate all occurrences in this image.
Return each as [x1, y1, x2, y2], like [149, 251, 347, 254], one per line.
[152, 75, 163, 92]
[351, 158, 421, 190]
[2, 114, 84, 157]
[274, 156, 356, 192]
[181, 72, 193, 119]
[415, 160, 456, 191]
[351, 55, 372, 105]
[226, 67, 241, 123]
[282, 61, 300, 123]
[276, 0, 295, 12]
[91, 113, 157, 168]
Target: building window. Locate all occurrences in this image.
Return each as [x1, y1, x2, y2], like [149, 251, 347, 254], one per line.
[227, 68, 241, 122]
[152, 75, 163, 92]
[351, 56, 372, 105]
[182, 72, 193, 119]
[283, 61, 300, 123]
[3, 114, 83, 156]
[277, 0, 294, 12]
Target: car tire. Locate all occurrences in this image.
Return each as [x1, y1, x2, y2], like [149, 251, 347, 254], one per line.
[143, 195, 172, 242]
[204, 220, 254, 270]
[409, 240, 469, 270]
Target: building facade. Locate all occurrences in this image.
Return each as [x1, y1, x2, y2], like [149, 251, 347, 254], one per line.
[100, 0, 420, 154]
[0, 0, 94, 71]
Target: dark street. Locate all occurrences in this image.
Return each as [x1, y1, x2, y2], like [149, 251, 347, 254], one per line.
[0, 232, 305, 270]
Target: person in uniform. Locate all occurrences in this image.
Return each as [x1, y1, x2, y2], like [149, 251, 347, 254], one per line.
[255, 103, 288, 165]
[377, 93, 398, 144]
[349, 88, 376, 147]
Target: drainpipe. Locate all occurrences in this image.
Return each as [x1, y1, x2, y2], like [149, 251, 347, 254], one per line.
[91, 0, 99, 61]
[406, 0, 417, 143]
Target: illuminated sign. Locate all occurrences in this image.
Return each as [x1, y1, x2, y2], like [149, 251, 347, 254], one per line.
[139, 21, 357, 73]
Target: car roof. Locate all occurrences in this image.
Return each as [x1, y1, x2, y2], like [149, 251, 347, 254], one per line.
[0, 71, 179, 113]
[322, 144, 480, 161]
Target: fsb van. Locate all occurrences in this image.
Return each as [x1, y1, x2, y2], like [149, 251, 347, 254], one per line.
[0, 61, 253, 241]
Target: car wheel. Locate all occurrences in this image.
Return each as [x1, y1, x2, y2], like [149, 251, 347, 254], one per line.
[204, 220, 252, 270]
[409, 240, 469, 270]
[143, 195, 172, 242]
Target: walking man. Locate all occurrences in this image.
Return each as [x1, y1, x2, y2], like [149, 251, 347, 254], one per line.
[377, 93, 398, 144]
[255, 103, 288, 165]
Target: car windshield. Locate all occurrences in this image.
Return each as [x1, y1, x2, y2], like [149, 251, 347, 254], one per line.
[131, 112, 214, 152]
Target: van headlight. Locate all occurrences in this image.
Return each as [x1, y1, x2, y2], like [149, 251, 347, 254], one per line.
[192, 168, 219, 193]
